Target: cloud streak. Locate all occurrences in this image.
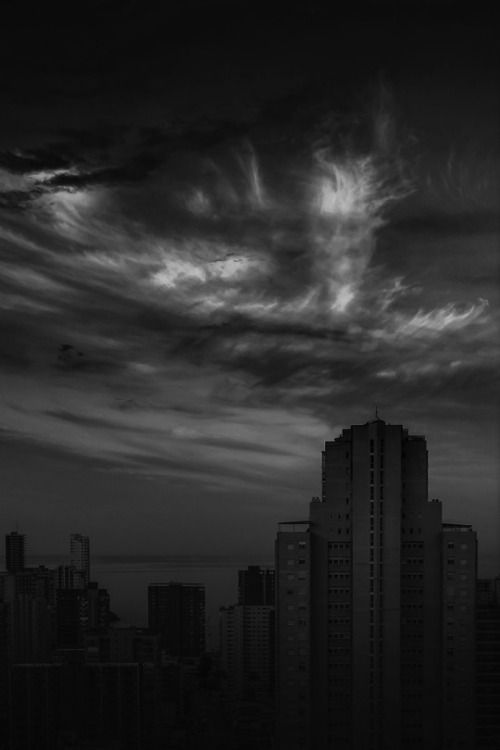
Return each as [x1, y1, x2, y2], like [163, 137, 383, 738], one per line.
[0, 93, 497, 500]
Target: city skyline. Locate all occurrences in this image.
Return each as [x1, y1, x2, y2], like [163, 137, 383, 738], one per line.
[1, 417, 499, 748]
[0, 3, 498, 569]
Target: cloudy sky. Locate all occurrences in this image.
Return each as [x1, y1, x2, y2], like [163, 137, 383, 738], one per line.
[0, 2, 498, 570]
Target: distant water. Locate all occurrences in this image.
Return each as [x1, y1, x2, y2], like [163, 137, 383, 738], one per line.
[27, 554, 273, 649]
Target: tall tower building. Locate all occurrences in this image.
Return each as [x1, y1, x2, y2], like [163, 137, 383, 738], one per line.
[220, 566, 275, 699]
[220, 566, 276, 749]
[5, 531, 25, 574]
[441, 524, 477, 749]
[275, 522, 311, 750]
[276, 417, 476, 750]
[476, 576, 500, 749]
[69, 534, 90, 588]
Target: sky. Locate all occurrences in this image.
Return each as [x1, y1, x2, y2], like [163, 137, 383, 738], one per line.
[0, 2, 498, 572]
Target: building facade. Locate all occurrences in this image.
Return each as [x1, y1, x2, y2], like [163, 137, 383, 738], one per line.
[275, 417, 477, 750]
[5, 532, 25, 574]
[238, 565, 275, 605]
[476, 576, 500, 749]
[220, 566, 275, 700]
[148, 582, 205, 659]
[69, 533, 90, 588]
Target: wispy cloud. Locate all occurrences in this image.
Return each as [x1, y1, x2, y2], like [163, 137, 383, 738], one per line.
[0, 94, 497, 492]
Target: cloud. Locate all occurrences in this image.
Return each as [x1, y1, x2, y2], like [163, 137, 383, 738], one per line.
[0, 91, 497, 502]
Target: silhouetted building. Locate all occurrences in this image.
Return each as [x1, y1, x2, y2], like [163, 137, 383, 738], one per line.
[275, 521, 311, 750]
[86, 581, 111, 631]
[442, 524, 477, 749]
[0, 602, 9, 750]
[56, 588, 85, 648]
[476, 576, 500, 749]
[238, 565, 275, 605]
[69, 533, 90, 588]
[55, 583, 110, 650]
[220, 567, 275, 750]
[55, 564, 78, 590]
[5, 531, 25, 574]
[9, 661, 148, 750]
[0, 567, 55, 664]
[220, 604, 274, 700]
[276, 418, 477, 750]
[148, 582, 205, 659]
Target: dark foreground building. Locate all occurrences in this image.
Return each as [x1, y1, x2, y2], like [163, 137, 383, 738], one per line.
[476, 577, 500, 749]
[148, 582, 205, 659]
[276, 417, 477, 750]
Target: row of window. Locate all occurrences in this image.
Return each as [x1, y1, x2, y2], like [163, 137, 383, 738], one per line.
[328, 558, 350, 566]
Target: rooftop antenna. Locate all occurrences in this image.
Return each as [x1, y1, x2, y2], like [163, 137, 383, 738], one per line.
[375, 405, 379, 420]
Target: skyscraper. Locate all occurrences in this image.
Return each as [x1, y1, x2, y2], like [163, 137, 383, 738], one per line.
[220, 566, 275, 699]
[220, 566, 276, 749]
[5, 531, 25, 574]
[69, 533, 90, 588]
[441, 524, 477, 749]
[276, 417, 477, 750]
[476, 576, 500, 749]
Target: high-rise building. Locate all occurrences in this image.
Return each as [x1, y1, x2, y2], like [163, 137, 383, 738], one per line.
[220, 566, 275, 700]
[441, 523, 477, 749]
[275, 521, 311, 750]
[0, 566, 55, 664]
[276, 417, 477, 750]
[220, 566, 275, 750]
[148, 582, 205, 659]
[476, 576, 500, 749]
[238, 565, 275, 605]
[69, 533, 90, 588]
[5, 531, 25, 574]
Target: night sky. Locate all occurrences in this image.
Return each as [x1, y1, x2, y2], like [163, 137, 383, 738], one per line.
[0, 2, 498, 571]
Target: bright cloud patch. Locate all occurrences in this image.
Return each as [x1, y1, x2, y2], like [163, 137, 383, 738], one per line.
[388, 299, 490, 339]
[0, 116, 497, 478]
